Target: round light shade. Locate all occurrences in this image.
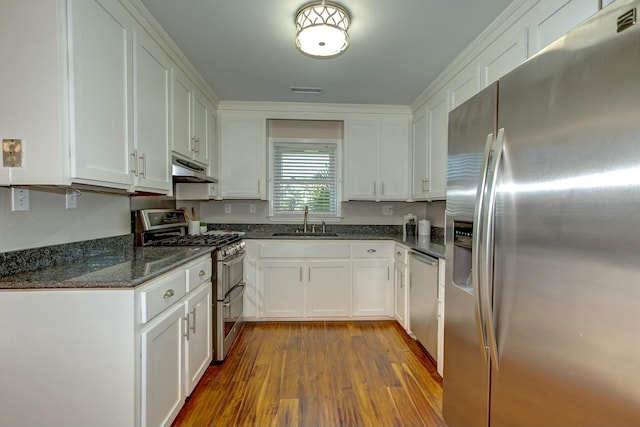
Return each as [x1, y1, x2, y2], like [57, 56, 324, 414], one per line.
[295, 1, 350, 58]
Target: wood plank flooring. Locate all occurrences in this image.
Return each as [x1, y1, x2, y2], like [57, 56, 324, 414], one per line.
[172, 321, 445, 427]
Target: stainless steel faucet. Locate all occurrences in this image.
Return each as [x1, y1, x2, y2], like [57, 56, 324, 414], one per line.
[303, 205, 309, 234]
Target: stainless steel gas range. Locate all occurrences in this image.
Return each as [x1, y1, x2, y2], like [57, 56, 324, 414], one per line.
[134, 209, 245, 362]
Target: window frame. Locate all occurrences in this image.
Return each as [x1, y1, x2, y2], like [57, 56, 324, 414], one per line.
[268, 137, 342, 221]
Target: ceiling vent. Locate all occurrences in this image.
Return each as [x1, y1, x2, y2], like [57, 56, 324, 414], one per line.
[290, 87, 323, 94]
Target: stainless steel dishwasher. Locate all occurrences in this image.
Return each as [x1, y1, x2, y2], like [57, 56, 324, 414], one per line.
[409, 251, 439, 361]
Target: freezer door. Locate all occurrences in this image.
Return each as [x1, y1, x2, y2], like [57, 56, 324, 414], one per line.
[443, 83, 497, 427]
[490, 2, 640, 425]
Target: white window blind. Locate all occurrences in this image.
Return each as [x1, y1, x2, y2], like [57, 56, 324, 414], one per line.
[272, 141, 337, 215]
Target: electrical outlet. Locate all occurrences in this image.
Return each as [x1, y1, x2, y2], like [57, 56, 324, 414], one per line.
[249, 203, 256, 214]
[11, 188, 29, 211]
[382, 205, 394, 216]
[66, 190, 77, 209]
[224, 204, 232, 214]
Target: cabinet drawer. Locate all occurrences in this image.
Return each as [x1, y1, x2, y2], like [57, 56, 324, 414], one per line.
[394, 245, 409, 264]
[140, 268, 187, 324]
[260, 242, 350, 258]
[186, 257, 212, 292]
[351, 242, 394, 258]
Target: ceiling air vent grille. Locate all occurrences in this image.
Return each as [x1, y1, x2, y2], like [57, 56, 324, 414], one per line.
[290, 87, 323, 94]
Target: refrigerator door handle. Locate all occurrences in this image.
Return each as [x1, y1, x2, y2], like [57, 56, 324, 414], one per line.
[481, 127, 506, 370]
[471, 132, 494, 362]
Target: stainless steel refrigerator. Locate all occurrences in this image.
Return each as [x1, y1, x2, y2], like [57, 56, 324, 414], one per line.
[443, 1, 640, 426]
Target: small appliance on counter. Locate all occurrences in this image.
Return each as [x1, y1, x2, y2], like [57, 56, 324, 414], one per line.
[403, 214, 417, 239]
[419, 219, 431, 237]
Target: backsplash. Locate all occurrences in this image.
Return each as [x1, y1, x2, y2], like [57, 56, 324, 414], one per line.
[0, 234, 133, 277]
[207, 223, 445, 244]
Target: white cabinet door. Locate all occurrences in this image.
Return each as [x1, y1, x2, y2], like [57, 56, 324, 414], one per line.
[425, 93, 448, 200]
[347, 119, 379, 200]
[347, 119, 409, 201]
[220, 116, 265, 199]
[171, 67, 193, 161]
[394, 262, 407, 328]
[412, 91, 448, 201]
[307, 260, 352, 317]
[379, 120, 409, 200]
[140, 302, 184, 427]
[479, 26, 528, 88]
[184, 282, 212, 396]
[352, 261, 392, 317]
[70, 0, 133, 189]
[527, 0, 598, 56]
[449, 66, 480, 111]
[192, 90, 209, 165]
[207, 108, 219, 199]
[261, 260, 304, 317]
[134, 29, 171, 194]
[411, 108, 428, 200]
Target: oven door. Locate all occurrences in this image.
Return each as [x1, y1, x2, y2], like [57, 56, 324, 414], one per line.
[216, 283, 244, 361]
[218, 252, 245, 299]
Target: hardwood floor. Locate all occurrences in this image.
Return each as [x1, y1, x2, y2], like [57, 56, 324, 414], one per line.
[172, 321, 446, 427]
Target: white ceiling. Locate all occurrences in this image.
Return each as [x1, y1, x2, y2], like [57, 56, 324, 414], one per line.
[140, 0, 514, 105]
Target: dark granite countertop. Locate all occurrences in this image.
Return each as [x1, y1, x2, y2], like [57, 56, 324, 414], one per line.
[0, 246, 214, 290]
[243, 231, 446, 259]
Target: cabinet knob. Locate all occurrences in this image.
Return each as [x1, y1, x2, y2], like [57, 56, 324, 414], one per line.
[163, 289, 175, 299]
[199, 270, 206, 276]
[367, 248, 377, 253]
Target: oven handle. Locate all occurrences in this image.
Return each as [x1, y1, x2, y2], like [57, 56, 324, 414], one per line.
[220, 252, 246, 267]
[223, 282, 245, 308]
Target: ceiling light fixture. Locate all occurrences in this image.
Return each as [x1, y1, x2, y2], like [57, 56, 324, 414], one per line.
[295, 1, 350, 58]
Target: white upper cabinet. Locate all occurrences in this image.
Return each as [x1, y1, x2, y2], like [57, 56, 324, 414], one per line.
[527, 0, 598, 55]
[133, 29, 172, 194]
[478, 25, 528, 88]
[346, 118, 409, 201]
[412, 91, 448, 201]
[70, 0, 135, 189]
[219, 114, 265, 199]
[171, 68, 212, 167]
[449, 66, 480, 111]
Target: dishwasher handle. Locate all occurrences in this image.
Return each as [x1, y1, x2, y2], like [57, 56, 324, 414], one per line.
[410, 252, 437, 266]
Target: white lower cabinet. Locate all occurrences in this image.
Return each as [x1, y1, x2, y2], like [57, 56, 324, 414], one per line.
[141, 302, 185, 427]
[261, 260, 305, 318]
[255, 241, 394, 320]
[394, 244, 410, 329]
[184, 280, 212, 395]
[352, 261, 393, 317]
[139, 255, 213, 427]
[0, 254, 212, 427]
[307, 261, 351, 317]
[260, 259, 351, 318]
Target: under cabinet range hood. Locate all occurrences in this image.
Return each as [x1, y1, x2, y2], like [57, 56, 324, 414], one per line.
[171, 156, 217, 183]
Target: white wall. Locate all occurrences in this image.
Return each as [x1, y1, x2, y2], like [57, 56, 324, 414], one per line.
[0, 187, 131, 252]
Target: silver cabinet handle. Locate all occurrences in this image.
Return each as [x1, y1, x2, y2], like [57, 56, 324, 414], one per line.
[373, 181, 377, 195]
[367, 248, 377, 253]
[163, 289, 174, 299]
[130, 150, 138, 176]
[138, 152, 146, 178]
[198, 270, 206, 277]
[381, 181, 385, 195]
[299, 267, 302, 282]
[189, 307, 197, 334]
[400, 272, 404, 289]
[396, 251, 401, 256]
[184, 315, 190, 340]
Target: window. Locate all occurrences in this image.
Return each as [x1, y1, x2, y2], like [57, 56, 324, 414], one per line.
[269, 137, 341, 218]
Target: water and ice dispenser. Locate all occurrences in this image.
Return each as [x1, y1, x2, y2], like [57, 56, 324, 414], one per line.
[452, 221, 474, 292]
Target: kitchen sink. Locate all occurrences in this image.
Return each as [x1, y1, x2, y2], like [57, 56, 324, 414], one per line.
[272, 232, 339, 237]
